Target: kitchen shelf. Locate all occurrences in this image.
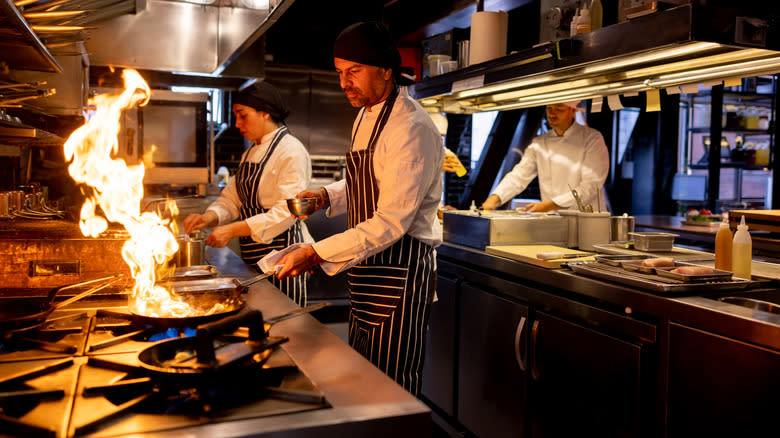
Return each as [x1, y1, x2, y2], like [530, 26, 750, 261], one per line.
[688, 127, 770, 135]
[0, 0, 61, 73]
[689, 162, 770, 170]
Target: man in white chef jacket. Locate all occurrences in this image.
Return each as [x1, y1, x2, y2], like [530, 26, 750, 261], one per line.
[275, 21, 443, 396]
[481, 101, 609, 212]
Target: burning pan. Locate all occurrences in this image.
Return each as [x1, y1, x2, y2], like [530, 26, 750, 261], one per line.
[126, 271, 276, 327]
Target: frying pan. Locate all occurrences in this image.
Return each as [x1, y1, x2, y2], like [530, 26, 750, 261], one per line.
[0, 275, 123, 335]
[125, 271, 277, 327]
[137, 303, 328, 380]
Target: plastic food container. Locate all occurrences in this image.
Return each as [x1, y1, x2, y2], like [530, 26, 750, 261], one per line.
[629, 232, 678, 252]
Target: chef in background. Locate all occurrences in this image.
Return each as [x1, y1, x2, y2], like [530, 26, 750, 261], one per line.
[275, 21, 443, 396]
[183, 81, 312, 306]
[481, 101, 609, 212]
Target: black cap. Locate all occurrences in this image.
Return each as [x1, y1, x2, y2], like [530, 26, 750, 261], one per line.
[235, 81, 290, 123]
[333, 21, 413, 85]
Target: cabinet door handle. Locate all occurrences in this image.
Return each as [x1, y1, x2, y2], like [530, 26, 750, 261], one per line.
[514, 316, 527, 371]
[530, 319, 541, 381]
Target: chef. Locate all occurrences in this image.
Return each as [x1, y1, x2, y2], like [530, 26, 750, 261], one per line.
[481, 101, 609, 212]
[183, 81, 312, 306]
[275, 21, 443, 395]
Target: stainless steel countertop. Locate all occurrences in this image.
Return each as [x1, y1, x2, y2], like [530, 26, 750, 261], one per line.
[437, 242, 780, 351]
[144, 246, 432, 438]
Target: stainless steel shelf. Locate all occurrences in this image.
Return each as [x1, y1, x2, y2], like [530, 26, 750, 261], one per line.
[0, 0, 62, 73]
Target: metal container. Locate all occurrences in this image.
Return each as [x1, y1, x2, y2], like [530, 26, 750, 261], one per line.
[629, 232, 678, 252]
[442, 210, 568, 249]
[610, 215, 635, 242]
[176, 234, 205, 267]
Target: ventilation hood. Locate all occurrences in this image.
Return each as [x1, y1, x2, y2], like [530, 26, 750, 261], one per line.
[411, 4, 780, 114]
[83, 0, 294, 75]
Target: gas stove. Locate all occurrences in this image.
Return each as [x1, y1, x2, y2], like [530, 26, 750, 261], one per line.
[0, 296, 329, 438]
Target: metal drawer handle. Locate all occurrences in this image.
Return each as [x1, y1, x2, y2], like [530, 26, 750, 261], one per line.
[531, 319, 541, 381]
[514, 316, 527, 371]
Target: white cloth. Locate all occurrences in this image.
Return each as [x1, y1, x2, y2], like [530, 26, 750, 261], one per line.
[257, 242, 341, 275]
[312, 87, 444, 275]
[492, 122, 609, 210]
[206, 127, 312, 244]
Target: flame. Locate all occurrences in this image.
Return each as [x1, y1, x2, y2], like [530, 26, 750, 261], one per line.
[63, 69, 192, 317]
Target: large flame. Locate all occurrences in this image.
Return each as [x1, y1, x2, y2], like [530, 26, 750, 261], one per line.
[64, 69, 191, 317]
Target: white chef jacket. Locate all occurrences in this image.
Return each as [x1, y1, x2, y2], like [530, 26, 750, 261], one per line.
[206, 127, 312, 244]
[313, 87, 444, 275]
[492, 121, 609, 210]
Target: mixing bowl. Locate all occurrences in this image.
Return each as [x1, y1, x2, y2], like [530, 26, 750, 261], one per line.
[287, 197, 318, 217]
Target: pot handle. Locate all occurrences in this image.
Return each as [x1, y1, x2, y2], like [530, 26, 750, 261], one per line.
[195, 310, 266, 364]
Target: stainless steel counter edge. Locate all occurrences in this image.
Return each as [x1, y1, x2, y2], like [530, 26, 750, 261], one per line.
[437, 243, 780, 351]
[133, 246, 431, 438]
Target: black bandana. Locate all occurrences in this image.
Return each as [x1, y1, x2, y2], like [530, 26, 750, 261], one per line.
[235, 81, 291, 123]
[333, 21, 415, 85]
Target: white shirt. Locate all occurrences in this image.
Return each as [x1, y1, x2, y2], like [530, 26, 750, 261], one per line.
[313, 87, 444, 274]
[206, 127, 312, 243]
[492, 121, 609, 210]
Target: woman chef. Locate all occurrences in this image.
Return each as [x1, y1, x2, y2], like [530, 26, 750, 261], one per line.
[183, 81, 312, 306]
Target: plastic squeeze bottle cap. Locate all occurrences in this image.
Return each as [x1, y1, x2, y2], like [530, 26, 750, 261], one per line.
[719, 217, 729, 230]
[737, 215, 748, 231]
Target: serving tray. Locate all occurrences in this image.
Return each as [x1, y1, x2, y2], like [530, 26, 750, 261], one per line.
[565, 261, 754, 294]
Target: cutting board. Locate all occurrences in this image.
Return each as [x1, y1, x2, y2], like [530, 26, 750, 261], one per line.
[486, 245, 595, 268]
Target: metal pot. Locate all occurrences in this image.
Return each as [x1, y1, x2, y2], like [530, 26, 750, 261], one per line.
[176, 232, 205, 267]
[610, 214, 635, 242]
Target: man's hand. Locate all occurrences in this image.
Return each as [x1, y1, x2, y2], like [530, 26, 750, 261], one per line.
[442, 153, 460, 173]
[204, 224, 233, 247]
[481, 194, 502, 211]
[183, 211, 218, 234]
[276, 245, 324, 278]
[293, 189, 330, 219]
[525, 200, 560, 212]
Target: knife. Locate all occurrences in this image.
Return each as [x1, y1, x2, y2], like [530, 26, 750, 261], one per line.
[536, 252, 593, 260]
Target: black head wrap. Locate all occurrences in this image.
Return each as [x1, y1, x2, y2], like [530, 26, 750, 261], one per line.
[333, 21, 414, 85]
[234, 81, 291, 123]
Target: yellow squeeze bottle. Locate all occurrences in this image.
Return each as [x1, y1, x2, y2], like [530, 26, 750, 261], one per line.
[732, 216, 752, 279]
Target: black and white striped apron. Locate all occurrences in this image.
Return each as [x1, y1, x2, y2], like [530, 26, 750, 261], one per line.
[236, 127, 308, 306]
[346, 88, 436, 395]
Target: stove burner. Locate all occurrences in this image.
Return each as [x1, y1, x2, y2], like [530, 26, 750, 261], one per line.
[0, 313, 89, 361]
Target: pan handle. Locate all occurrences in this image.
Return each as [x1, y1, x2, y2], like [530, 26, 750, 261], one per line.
[237, 266, 282, 288]
[265, 302, 329, 325]
[195, 310, 265, 364]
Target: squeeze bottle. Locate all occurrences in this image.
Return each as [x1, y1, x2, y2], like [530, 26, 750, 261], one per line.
[732, 216, 752, 279]
[714, 218, 732, 271]
[590, 0, 603, 30]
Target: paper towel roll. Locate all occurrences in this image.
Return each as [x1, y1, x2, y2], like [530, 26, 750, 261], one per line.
[469, 11, 508, 66]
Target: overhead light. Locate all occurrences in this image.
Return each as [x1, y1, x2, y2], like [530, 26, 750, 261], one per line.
[180, 0, 217, 4]
[417, 45, 780, 114]
[240, 0, 269, 9]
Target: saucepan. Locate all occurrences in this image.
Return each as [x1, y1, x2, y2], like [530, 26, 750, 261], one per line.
[125, 271, 278, 327]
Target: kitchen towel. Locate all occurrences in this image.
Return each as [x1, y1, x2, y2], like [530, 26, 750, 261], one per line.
[258, 243, 341, 276]
[469, 11, 508, 65]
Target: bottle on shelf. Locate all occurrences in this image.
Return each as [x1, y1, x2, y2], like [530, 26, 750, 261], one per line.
[590, 0, 603, 30]
[714, 218, 732, 272]
[570, 8, 580, 37]
[732, 216, 752, 279]
[577, 8, 591, 34]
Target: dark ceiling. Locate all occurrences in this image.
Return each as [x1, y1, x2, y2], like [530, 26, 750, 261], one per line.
[263, 0, 534, 70]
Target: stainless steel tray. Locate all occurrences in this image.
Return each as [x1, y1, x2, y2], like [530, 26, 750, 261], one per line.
[566, 261, 755, 294]
[594, 254, 655, 267]
[162, 265, 217, 281]
[654, 262, 733, 283]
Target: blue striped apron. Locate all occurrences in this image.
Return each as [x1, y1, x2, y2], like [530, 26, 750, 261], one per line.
[346, 88, 436, 395]
[236, 127, 308, 306]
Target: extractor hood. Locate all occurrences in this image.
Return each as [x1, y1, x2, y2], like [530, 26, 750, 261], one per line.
[83, 0, 294, 75]
[411, 4, 780, 113]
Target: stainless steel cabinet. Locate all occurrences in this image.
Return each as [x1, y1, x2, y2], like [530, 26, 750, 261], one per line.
[421, 274, 458, 416]
[457, 282, 529, 438]
[667, 322, 780, 437]
[529, 311, 646, 438]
